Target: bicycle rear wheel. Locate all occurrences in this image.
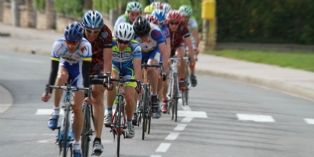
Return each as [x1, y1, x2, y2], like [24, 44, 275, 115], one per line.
[141, 85, 148, 140]
[116, 95, 124, 157]
[81, 103, 92, 157]
[171, 73, 179, 122]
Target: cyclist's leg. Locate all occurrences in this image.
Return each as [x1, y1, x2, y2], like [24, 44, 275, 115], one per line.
[48, 66, 68, 129]
[73, 91, 84, 142]
[105, 68, 119, 125]
[147, 50, 160, 96]
[91, 84, 105, 138]
[176, 46, 187, 90]
[124, 79, 136, 138]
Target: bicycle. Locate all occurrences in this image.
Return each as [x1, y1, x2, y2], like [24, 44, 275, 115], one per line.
[103, 76, 138, 157]
[48, 84, 89, 157]
[135, 64, 160, 140]
[80, 75, 108, 157]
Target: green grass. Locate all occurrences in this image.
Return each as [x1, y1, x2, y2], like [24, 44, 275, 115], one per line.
[208, 49, 314, 72]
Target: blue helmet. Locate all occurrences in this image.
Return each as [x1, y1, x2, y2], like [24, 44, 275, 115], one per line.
[82, 10, 104, 29]
[152, 9, 166, 24]
[64, 22, 83, 42]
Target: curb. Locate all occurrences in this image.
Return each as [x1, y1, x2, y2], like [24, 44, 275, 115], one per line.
[0, 85, 13, 113]
[197, 69, 314, 102]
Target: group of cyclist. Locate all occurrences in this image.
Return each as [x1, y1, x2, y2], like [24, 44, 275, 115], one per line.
[41, 1, 200, 157]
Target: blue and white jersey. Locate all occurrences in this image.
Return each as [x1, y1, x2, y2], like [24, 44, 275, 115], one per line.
[135, 23, 166, 53]
[160, 24, 170, 39]
[51, 37, 92, 64]
[112, 38, 142, 67]
[187, 17, 198, 31]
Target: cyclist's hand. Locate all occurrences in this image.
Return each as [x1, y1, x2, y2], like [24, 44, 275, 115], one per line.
[41, 92, 51, 102]
[135, 81, 142, 94]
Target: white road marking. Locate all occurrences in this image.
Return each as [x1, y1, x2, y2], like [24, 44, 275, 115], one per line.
[181, 105, 191, 111]
[150, 155, 162, 157]
[174, 123, 187, 131]
[36, 109, 64, 115]
[165, 132, 180, 141]
[181, 117, 193, 123]
[156, 143, 171, 153]
[178, 110, 208, 118]
[0, 85, 13, 113]
[304, 118, 314, 124]
[237, 113, 275, 122]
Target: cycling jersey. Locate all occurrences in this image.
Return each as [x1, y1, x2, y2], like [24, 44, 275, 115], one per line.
[50, 37, 92, 88]
[168, 24, 190, 56]
[160, 24, 170, 39]
[84, 25, 112, 75]
[135, 23, 165, 63]
[112, 38, 141, 87]
[187, 17, 198, 49]
[114, 14, 132, 30]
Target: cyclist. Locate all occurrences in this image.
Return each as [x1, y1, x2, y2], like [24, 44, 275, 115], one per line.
[41, 22, 92, 157]
[133, 16, 169, 119]
[115, 1, 142, 28]
[179, 5, 200, 87]
[166, 10, 195, 105]
[107, 22, 142, 138]
[81, 10, 112, 155]
[151, 9, 171, 113]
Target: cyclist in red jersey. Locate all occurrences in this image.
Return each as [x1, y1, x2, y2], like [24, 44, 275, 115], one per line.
[164, 10, 195, 111]
[82, 10, 112, 155]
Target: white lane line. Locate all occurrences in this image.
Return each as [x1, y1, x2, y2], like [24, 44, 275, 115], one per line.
[304, 118, 314, 124]
[165, 132, 180, 141]
[150, 155, 162, 157]
[36, 109, 64, 115]
[174, 123, 187, 131]
[182, 105, 191, 111]
[156, 143, 171, 153]
[237, 113, 275, 122]
[181, 117, 193, 123]
[178, 110, 208, 118]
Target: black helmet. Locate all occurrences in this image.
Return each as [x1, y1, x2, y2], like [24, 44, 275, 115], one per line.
[133, 16, 150, 37]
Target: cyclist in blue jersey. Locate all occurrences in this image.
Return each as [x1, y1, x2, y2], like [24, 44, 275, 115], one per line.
[151, 9, 172, 112]
[133, 16, 169, 119]
[106, 22, 142, 138]
[41, 22, 92, 157]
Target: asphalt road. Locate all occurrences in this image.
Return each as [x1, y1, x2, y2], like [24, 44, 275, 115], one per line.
[0, 51, 314, 157]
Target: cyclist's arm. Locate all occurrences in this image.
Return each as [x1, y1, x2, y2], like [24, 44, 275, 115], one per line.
[133, 45, 142, 82]
[47, 58, 59, 93]
[183, 36, 194, 60]
[191, 28, 200, 50]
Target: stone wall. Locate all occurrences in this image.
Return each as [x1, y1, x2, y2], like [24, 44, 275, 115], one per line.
[56, 15, 75, 32]
[3, 2, 12, 25]
[19, 5, 35, 28]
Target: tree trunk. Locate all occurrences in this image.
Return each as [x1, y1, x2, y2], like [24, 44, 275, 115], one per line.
[84, 0, 93, 10]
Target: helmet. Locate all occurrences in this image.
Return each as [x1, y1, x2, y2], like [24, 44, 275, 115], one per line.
[162, 3, 171, 14]
[114, 22, 134, 41]
[64, 21, 83, 42]
[166, 10, 183, 24]
[143, 5, 154, 14]
[152, 2, 163, 10]
[179, 5, 193, 17]
[126, 1, 142, 13]
[152, 9, 166, 24]
[133, 16, 151, 37]
[145, 14, 159, 25]
[82, 10, 104, 29]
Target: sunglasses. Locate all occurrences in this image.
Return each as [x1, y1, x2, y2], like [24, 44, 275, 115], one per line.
[169, 21, 179, 25]
[129, 12, 141, 17]
[117, 39, 129, 45]
[85, 29, 100, 34]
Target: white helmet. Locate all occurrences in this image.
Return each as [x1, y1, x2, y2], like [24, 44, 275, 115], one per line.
[114, 22, 134, 41]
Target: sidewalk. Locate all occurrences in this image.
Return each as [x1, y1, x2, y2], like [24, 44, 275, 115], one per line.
[1, 23, 314, 101]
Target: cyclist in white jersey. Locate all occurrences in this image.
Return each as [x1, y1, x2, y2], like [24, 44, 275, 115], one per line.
[179, 5, 200, 87]
[114, 1, 142, 29]
[41, 22, 92, 157]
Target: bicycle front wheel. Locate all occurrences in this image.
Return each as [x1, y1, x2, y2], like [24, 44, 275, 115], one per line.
[60, 106, 71, 157]
[81, 103, 92, 157]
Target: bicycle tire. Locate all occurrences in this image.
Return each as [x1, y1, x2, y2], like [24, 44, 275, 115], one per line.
[147, 89, 152, 135]
[60, 106, 71, 157]
[171, 73, 179, 121]
[141, 85, 148, 140]
[116, 95, 124, 157]
[81, 103, 92, 157]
